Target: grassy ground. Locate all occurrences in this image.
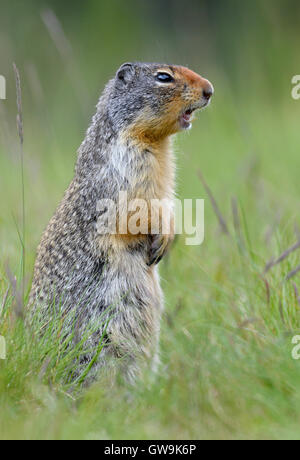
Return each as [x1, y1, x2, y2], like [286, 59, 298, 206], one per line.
[1, 1, 300, 440]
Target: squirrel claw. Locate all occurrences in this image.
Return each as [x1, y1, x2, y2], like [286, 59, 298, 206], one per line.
[147, 234, 169, 266]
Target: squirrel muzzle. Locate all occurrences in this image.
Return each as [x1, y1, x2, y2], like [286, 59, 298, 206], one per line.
[176, 66, 214, 130]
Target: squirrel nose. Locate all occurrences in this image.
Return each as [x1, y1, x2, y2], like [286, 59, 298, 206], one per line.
[202, 84, 214, 101]
[201, 78, 214, 101]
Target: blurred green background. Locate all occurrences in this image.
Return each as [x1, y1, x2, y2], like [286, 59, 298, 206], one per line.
[1, 0, 300, 440]
[1, 0, 300, 269]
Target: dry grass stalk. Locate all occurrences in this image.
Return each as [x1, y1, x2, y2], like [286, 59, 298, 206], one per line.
[238, 317, 260, 329]
[198, 170, 230, 235]
[13, 63, 25, 299]
[286, 264, 300, 281]
[41, 9, 72, 60]
[41, 9, 88, 114]
[264, 240, 300, 274]
[13, 63, 24, 146]
[0, 287, 10, 316]
[231, 196, 246, 252]
[5, 265, 23, 319]
[278, 300, 286, 325]
[259, 275, 271, 305]
[293, 283, 300, 307]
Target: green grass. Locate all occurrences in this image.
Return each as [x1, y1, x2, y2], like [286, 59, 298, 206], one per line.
[1, 90, 300, 440]
[1, 0, 300, 440]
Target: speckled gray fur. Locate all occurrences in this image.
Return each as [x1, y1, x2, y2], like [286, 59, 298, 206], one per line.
[29, 63, 181, 384]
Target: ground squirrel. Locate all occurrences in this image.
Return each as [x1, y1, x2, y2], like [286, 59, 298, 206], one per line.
[29, 62, 213, 384]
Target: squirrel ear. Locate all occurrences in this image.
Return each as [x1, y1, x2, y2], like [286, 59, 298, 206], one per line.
[116, 63, 135, 86]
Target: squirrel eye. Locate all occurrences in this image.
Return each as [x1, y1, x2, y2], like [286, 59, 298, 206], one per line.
[156, 72, 174, 83]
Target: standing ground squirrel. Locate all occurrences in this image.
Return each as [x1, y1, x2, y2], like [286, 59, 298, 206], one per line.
[29, 62, 213, 383]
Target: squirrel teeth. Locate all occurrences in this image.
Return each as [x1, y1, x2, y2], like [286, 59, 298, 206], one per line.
[179, 109, 193, 129]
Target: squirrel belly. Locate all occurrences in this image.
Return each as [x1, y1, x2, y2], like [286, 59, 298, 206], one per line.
[29, 62, 213, 384]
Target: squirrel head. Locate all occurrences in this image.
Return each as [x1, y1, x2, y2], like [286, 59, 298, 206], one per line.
[105, 62, 214, 144]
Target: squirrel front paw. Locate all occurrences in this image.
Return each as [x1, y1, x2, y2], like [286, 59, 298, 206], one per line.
[147, 233, 173, 266]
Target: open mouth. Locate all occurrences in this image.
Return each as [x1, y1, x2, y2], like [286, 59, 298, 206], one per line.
[179, 101, 209, 130]
[179, 109, 194, 129]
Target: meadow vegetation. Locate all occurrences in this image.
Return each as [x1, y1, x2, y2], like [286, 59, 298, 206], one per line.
[0, 0, 300, 439]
